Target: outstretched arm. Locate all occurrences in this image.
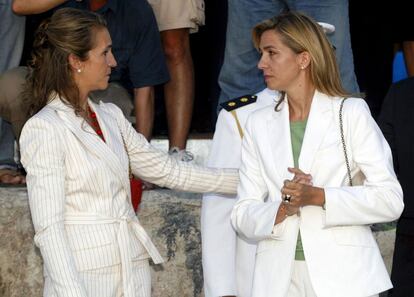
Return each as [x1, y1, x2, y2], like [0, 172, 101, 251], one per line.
[107, 103, 239, 195]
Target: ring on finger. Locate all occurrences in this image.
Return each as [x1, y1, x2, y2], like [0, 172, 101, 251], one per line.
[283, 194, 291, 203]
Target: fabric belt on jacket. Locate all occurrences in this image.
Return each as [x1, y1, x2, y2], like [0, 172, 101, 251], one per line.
[64, 212, 164, 297]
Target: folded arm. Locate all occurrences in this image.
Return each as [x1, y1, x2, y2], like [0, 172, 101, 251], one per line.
[231, 118, 283, 241]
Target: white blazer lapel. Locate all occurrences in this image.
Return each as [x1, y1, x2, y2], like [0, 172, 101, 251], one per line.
[299, 91, 333, 173]
[48, 98, 131, 195]
[90, 100, 129, 168]
[267, 99, 294, 184]
[90, 100, 130, 188]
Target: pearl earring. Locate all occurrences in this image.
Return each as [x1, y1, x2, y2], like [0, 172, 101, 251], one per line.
[301, 65, 305, 69]
[77, 69, 82, 73]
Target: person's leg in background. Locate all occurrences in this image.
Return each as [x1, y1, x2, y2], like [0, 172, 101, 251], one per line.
[389, 231, 414, 296]
[0, 120, 24, 185]
[349, 1, 393, 119]
[395, 2, 414, 78]
[0, 67, 28, 140]
[161, 28, 194, 159]
[402, 41, 414, 76]
[0, 0, 25, 71]
[217, 0, 284, 110]
[292, 0, 359, 94]
[147, 0, 205, 161]
[0, 67, 26, 186]
[0, 0, 25, 186]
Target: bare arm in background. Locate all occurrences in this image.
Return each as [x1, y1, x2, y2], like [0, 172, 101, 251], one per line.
[12, 0, 67, 15]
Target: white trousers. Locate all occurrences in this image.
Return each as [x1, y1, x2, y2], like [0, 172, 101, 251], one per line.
[288, 261, 379, 297]
[43, 259, 151, 297]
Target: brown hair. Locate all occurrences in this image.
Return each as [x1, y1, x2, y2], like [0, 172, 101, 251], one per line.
[23, 8, 107, 116]
[252, 11, 350, 109]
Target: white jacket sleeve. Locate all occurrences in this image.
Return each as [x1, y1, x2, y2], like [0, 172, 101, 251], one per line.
[20, 117, 88, 297]
[231, 117, 283, 241]
[207, 109, 242, 168]
[203, 109, 243, 200]
[324, 99, 404, 226]
[106, 103, 239, 195]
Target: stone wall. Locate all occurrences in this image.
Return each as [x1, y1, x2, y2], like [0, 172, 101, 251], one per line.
[0, 188, 208, 297]
[0, 187, 396, 297]
[0, 188, 43, 297]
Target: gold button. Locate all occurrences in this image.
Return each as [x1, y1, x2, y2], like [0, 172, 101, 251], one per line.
[228, 102, 236, 106]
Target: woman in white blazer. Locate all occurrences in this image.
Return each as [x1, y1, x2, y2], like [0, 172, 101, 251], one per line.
[19, 9, 238, 297]
[231, 12, 404, 297]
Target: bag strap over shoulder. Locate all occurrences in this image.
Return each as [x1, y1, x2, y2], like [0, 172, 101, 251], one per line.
[339, 98, 353, 186]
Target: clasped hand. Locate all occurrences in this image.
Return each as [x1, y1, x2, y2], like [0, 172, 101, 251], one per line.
[275, 168, 325, 224]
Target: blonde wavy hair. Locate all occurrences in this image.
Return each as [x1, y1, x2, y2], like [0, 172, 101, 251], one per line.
[252, 11, 350, 108]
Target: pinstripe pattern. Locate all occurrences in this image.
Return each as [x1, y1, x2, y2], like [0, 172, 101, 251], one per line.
[19, 97, 238, 297]
[44, 259, 151, 297]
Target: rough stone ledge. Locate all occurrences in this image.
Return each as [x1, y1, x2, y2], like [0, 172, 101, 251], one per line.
[0, 187, 396, 297]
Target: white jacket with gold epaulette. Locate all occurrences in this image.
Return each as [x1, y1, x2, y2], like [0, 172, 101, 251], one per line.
[201, 88, 278, 297]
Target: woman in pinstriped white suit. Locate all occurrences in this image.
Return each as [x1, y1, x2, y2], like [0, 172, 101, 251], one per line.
[19, 8, 238, 297]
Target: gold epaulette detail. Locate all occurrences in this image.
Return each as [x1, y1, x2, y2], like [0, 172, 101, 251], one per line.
[220, 94, 257, 111]
[220, 95, 257, 138]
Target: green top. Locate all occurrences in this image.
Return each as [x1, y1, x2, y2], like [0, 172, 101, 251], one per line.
[290, 119, 307, 261]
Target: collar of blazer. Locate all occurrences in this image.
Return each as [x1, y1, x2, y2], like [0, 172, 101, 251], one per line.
[47, 97, 131, 197]
[266, 90, 334, 182]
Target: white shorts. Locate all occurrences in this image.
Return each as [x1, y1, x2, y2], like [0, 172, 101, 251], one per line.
[147, 0, 205, 33]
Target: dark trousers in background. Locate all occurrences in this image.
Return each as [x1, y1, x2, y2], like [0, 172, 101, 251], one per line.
[388, 232, 414, 297]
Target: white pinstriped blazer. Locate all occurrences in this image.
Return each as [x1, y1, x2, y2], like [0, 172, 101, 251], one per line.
[19, 97, 238, 297]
